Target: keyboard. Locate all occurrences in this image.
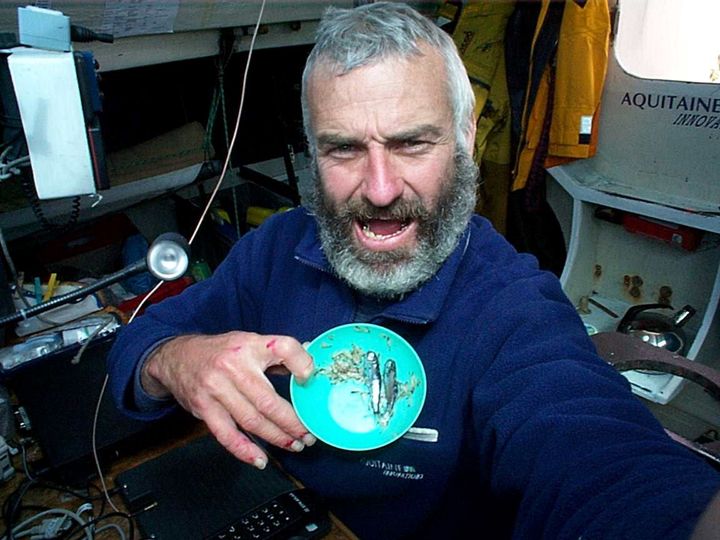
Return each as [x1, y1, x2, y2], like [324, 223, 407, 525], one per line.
[208, 488, 331, 540]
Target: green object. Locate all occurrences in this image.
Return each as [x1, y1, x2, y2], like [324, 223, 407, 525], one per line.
[33, 277, 42, 304]
[191, 260, 212, 281]
[290, 323, 426, 451]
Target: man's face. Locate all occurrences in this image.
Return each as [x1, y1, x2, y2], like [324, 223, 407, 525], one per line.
[305, 47, 477, 297]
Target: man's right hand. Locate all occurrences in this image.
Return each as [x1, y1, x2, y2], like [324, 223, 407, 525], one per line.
[141, 331, 316, 469]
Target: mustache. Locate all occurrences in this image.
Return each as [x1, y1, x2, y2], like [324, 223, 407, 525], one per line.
[333, 197, 431, 223]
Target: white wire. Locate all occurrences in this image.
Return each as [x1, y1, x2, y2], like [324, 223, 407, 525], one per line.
[71, 316, 116, 365]
[189, 0, 267, 245]
[0, 154, 30, 181]
[93, 281, 163, 514]
[89, 0, 268, 518]
[91, 374, 120, 514]
[4, 508, 92, 540]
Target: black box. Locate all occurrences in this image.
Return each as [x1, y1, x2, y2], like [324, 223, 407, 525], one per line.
[4, 332, 170, 482]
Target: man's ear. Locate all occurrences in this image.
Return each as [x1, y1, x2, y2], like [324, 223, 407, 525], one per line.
[463, 115, 477, 155]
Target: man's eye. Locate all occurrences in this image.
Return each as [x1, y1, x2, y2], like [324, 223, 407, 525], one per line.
[398, 140, 430, 152]
[325, 144, 358, 157]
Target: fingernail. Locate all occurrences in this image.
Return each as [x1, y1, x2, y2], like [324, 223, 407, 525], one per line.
[302, 433, 317, 447]
[253, 457, 267, 470]
[290, 439, 305, 452]
[301, 366, 314, 383]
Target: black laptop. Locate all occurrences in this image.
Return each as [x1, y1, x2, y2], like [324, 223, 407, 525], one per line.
[116, 434, 331, 539]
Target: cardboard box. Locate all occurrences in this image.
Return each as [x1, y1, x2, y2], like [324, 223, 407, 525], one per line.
[107, 121, 209, 186]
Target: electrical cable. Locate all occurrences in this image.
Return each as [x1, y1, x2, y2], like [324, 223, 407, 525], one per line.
[19, 443, 37, 483]
[59, 512, 133, 540]
[0, 151, 30, 181]
[87, 0, 268, 520]
[0, 473, 118, 539]
[70, 316, 116, 365]
[189, 0, 267, 245]
[19, 170, 82, 232]
[12, 479, 105, 505]
[90, 280, 163, 515]
[2, 507, 92, 540]
[3, 478, 36, 540]
[204, 28, 234, 160]
[206, 33, 242, 241]
[89, 523, 125, 540]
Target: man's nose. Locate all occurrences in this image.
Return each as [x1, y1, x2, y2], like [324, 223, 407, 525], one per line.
[361, 147, 404, 207]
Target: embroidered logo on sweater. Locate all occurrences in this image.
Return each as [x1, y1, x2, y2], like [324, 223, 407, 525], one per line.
[363, 459, 425, 480]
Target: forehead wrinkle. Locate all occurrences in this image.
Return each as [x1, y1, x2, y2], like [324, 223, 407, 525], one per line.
[308, 47, 454, 146]
[316, 132, 360, 147]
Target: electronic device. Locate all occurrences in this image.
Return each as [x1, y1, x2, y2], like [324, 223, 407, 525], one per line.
[17, 6, 71, 52]
[117, 435, 331, 540]
[4, 331, 174, 482]
[1, 6, 110, 200]
[5, 46, 108, 198]
[205, 488, 330, 540]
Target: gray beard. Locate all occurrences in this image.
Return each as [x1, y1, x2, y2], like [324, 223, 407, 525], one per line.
[304, 150, 479, 298]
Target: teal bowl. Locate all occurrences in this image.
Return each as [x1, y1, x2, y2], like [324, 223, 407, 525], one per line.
[290, 323, 426, 451]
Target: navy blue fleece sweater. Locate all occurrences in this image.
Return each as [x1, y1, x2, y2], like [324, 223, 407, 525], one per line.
[108, 208, 720, 539]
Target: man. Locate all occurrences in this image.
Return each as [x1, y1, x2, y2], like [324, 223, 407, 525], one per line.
[108, 3, 720, 538]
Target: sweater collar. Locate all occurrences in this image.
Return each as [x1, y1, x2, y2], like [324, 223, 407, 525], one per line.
[294, 211, 471, 325]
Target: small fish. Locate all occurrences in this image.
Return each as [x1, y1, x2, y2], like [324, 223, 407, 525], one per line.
[383, 359, 398, 414]
[365, 350, 382, 415]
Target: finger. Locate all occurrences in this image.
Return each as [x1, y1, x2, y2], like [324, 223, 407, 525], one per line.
[243, 366, 318, 448]
[262, 335, 314, 382]
[201, 399, 269, 469]
[182, 368, 307, 457]
[225, 370, 310, 446]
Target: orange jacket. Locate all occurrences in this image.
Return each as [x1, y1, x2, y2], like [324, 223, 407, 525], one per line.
[513, 0, 610, 190]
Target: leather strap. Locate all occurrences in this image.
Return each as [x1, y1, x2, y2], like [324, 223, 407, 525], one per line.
[591, 331, 720, 465]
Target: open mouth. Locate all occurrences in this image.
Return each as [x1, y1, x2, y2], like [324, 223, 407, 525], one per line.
[354, 217, 417, 253]
[360, 218, 411, 239]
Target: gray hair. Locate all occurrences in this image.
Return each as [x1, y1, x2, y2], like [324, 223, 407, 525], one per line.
[300, 2, 475, 155]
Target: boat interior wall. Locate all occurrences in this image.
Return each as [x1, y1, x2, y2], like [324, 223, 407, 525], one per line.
[552, 49, 720, 214]
[548, 3, 720, 417]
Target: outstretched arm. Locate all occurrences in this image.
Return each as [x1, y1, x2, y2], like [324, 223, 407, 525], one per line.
[142, 331, 315, 469]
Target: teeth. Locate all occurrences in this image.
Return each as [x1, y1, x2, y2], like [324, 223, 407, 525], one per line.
[362, 224, 384, 239]
[361, 222, 408, 239]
